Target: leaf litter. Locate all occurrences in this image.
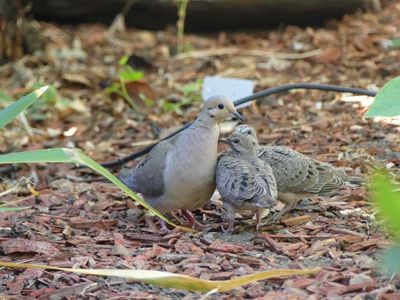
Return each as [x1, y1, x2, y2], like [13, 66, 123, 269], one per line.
[1, 1, 400, 298]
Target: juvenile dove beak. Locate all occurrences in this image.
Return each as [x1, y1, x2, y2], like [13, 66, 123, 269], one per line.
[218, 138, 229, 144]
[231, 111, 245, 122]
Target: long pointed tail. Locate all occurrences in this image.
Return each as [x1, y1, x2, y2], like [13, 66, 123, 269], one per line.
[346, 175, 366, 186]
[117, 168, 135, 190]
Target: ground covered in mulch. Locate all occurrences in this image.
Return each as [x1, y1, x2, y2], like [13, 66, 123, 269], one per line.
[1, 1, 400, 298]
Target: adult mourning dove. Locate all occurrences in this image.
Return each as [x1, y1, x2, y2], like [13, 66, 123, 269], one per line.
[216, 132, 278, 232]
[235, 125, 364, 221]
[119, 96, 244, 229]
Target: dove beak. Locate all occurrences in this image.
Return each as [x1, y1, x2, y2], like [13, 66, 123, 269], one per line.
[219, 138, 239, 152]
[230, 111, 245, 122]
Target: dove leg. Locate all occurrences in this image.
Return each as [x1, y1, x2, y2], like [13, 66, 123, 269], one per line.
[270, 203, 296, 222]
[255, 210, 263, 231]
[221, 202, 236, 233]
[181, 209, 208, 230]
[269, 192, 305, 222]
[221, 219, 235, 233]
[170, 210, 188, 225]
[145, 216, 159, 232]
[159, 219, 171, 233]
[145, 216, 171, 233]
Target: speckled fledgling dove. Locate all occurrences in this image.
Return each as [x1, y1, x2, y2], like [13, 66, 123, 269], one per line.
[119, 96, 244, 229]
[235, 125, 364, 221]
[216, 132, 278, 232]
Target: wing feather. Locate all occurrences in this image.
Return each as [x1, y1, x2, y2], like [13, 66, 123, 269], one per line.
[216, 152, 277, 207]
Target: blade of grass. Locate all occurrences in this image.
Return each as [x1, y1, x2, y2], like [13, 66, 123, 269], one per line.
[0, 183, 20, 197]
[0, 195, 35, 207]
[0, 207, 30, 212]
[370, 172, 400, 236]
[0, 86, 49, 128]
[0, 261, 319, 292]
[0, 148, 193, 232]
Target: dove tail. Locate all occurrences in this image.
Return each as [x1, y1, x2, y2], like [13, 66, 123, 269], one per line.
[346, 176, 366, 185]
[117, 170, 136, 190]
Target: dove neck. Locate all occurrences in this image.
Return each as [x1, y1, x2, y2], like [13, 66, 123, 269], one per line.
[191, 114, 218, 130]
[234, 148, 257, 158]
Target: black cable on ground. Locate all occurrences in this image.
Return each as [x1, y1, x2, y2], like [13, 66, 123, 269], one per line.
[99, 83, 377, 168]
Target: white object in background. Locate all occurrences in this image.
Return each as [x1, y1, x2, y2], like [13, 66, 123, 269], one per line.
[202, 76, 254, 108]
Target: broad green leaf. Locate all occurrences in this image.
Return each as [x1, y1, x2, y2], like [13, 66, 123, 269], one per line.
[0, 148, 72, 164]
[30, 83, 58, 104]
[118, 55, 129, 66]
[370, 172, 400, 236]
[0, 207, 30, 212]
[0, 148, 193, 232]
[0, 261, 319, 292]
[380, 241, 400, 274]
[180, 82, 199, 95]
[0, 86, 49, 128]
[119, 66, 144, 82]
[105, 83, 121, 94]
[366, 77, 400, 118]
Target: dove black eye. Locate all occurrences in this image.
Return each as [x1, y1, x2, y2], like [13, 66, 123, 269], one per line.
[232, 139, 240, 144]
[218, 103, 224, 110]
[246, 131, 252, 135]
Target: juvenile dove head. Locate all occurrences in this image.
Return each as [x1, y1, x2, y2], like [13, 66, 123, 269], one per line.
[225, 132, 257, 156]
[235, 124, 259, 147]
[201, 96, 244, 122]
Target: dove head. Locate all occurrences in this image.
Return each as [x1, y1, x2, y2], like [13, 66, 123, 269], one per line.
[235, 125, 259, 147]
[227, 132, 257, 156]
[201, 96, 244, 123]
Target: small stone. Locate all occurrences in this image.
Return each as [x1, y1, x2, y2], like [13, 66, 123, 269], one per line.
[349, 273, 373, 286]
[126, 208, 142, 221]
[350, 125, 363, 132]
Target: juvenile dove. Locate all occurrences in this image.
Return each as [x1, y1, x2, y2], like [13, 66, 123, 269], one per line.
[119, 96, 244, 229]
[235, 125, 364, 221]
[216, 132, 278, 232]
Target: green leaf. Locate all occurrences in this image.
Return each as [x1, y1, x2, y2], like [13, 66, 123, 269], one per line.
[118, 55, 129, 66]
[0, 148, 193, 232]
[366, 77, 400, 118]
[105, 83, 121, 95]
[180, 82, 198, 95]
[0, 261, 319, 292]
[31, 83, 58, 104]
[119, 66, 144, 82]
[0, 207, 30, 212]
[0, 86, 49, 129]
[386, 38, 400, 50]
[0, 148, 73, 164]
[0, 91, 13, 103]
[179, 80, 203, 97]
[380, 241, 400, 274]
[370, 172, 400, 236]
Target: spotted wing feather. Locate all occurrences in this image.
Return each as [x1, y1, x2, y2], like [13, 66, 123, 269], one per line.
[258, 146, 349, 194]
[216, 152, 277, 207]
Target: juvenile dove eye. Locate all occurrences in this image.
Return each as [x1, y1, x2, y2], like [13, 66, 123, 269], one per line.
[218, 103, 225, 109]
[216, 128, 278, 233]
[247, 131, 252, 135]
